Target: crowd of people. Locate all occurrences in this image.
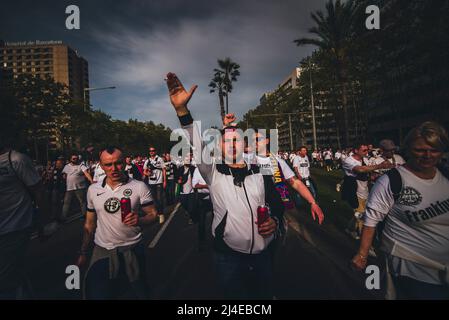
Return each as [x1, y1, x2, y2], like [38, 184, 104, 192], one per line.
[1, 72, 448, 300]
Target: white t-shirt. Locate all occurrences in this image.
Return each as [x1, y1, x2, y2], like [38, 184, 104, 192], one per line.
[364, 166, 449, 285]
[324, 151, 333, 160]
[289, 153, 296, 163]
[180, 166, 194, 195]
[335, 152, 342, 160]
[0, 150, 41, 234]
[124, 164, 134, 179]
[93, 163, 106, 183]
[370, 154, 405, 173]
[255, 155, 295, 180]
[144, 156, 165, 185]
[311, 152, 318, 160]
[343, 156, 369, 200]
[192, 168, 209, 195]
[243, 152, 256, 165]
[63, 163, 89, 191]
[293, 155, 311, 179]
[87, 177, 154, 250]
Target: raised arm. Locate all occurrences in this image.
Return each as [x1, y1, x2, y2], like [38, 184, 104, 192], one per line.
[166, 72, 214, 184]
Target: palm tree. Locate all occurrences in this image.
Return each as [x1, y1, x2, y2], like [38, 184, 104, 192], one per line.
[209, 57, 240, 119]
[294, 0, 360, 146]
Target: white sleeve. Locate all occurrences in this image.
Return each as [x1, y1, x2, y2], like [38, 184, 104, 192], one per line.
[86, 187, 95, 212]
[143, 160, 149, 170]
[395, 155, 406, 165]
[80, 163, 89, 173]
[342, 158, 357, 174]
[12, 151, 41, 187]
[62, 165, 69, 175]
[182, 121, 214, 185]
[364, 174, 395, 227]
[278, 158, 295, 180]
[192, 168, 206, 187]
[140, 182, 154, 207]
[292, 156, 300, 168]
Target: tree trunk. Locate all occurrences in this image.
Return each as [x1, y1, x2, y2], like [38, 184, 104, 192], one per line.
[219, 89, 225, 120]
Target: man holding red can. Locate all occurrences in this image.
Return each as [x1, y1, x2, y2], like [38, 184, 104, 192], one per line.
[76, 146, 158, 299]
[166, 73, 278, 299]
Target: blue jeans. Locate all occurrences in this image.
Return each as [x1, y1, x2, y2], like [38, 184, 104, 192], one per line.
[294, 178, 317, 207]
[213, 248, 274, 299]
[85, 243, 149, 300]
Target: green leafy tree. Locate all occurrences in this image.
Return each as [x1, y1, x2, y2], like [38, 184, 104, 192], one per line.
[294, 0, 361, 146]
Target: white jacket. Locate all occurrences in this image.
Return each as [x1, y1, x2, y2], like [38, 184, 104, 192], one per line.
[181, 119, 274, 254]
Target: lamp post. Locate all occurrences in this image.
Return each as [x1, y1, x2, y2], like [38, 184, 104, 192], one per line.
[83, 86, 116, 111]
[249, 112, 310, 151]
[308, 59, 317, 151]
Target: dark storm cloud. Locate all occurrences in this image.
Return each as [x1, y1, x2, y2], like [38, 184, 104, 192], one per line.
[1, 0, 327, 129]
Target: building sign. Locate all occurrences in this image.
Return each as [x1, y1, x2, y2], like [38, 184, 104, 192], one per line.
[4, 40, 63, 46]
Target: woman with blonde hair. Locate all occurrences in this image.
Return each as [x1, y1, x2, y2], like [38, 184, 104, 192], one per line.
[352, 121, 449, 299]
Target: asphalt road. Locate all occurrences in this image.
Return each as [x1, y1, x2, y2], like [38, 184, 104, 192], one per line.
[25, 203, 381, 300]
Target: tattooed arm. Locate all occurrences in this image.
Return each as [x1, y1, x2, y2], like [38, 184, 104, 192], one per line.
[76, 211, 97, 269]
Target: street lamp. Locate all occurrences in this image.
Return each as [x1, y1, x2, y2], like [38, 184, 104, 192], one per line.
[83, 86, 116, 111]
[308, 59, 317, 152]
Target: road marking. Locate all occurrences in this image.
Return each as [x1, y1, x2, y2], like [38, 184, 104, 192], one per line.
[148, 202, 181, 249]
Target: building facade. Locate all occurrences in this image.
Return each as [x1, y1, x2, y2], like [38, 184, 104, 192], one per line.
[0, 40, 89, 103]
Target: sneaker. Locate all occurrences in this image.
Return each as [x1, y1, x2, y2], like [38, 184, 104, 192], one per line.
[336, 184, 341, 192]
[159, 215, 165, 224]
[368, 247, 377, 258]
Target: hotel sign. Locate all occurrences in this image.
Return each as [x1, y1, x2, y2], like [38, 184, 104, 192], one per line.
[5, 40, 63, 46]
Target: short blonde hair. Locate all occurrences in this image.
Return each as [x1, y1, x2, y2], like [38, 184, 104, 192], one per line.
[403, 121, 449, 153]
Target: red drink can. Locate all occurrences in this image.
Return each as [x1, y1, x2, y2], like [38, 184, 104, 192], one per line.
[120, 197, 131, 222]
[257, 205, 270, 226]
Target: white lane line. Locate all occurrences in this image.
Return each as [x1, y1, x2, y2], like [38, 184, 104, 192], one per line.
[148, 202, 181, 249]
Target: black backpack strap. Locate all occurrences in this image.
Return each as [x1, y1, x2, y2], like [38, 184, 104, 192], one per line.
[386, 168, 402, 202]
[437, 164, 449, 181]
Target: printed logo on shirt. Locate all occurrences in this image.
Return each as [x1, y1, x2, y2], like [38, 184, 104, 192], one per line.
[104, 197, 121, 214]
[398, 187, 423, 206]
[123, 189, 132, 197]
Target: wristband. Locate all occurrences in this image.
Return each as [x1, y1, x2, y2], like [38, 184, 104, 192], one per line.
[178, 112, 193, 126]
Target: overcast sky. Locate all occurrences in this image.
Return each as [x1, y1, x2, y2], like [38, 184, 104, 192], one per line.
[1, 0, 327, 129]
